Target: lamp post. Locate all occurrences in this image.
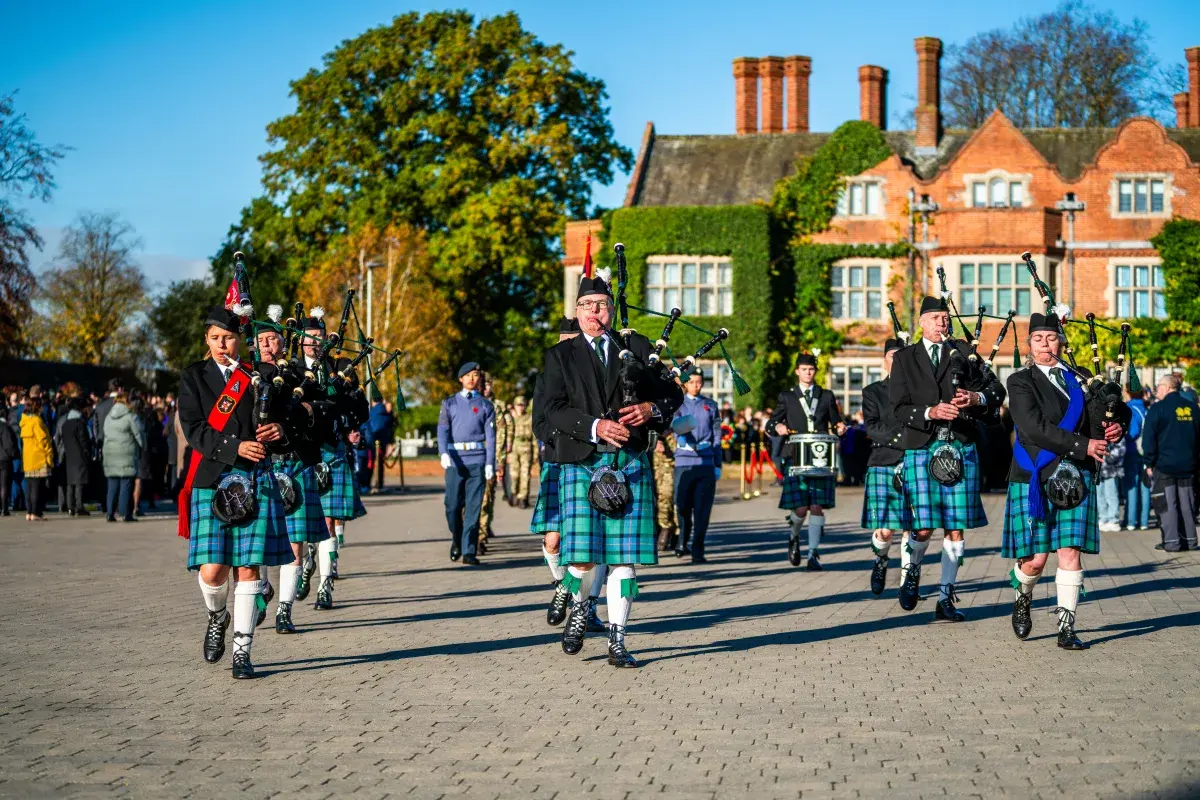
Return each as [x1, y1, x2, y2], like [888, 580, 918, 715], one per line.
[1055, 192, 1086, 309]
[912, 193, 940, 301]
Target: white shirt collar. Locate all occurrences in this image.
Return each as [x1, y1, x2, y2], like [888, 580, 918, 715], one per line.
[797, 382, 814, 393]
[460, 389, 475, 399]
[1036, 362, 1069, 396]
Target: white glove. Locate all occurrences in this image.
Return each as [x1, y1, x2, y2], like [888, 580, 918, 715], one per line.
[486, 464, 495, 481]
[440, 453, 452, 470]
[714, 467, 722, 480]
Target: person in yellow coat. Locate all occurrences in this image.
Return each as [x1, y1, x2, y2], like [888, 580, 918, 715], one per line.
[19, 395, 55, 521]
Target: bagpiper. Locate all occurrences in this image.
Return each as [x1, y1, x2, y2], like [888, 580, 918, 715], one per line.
[1003, 313, 1126, 649]
[542, 269, 682, 667]
[178, 306, 299, 679]
[771, 352, 845, 571]
[888, 296, 1005, 621]
[861, 338, 913, 595]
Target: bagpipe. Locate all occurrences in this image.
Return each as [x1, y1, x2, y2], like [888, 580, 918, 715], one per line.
[585, 243, 751, 517]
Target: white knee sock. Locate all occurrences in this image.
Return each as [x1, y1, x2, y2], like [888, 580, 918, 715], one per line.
[589, 563, 608, 599]
[232, 580, 261, 658]
[317, 538, 336, 580]
[899, 532, 911, 571]
[334, 521, 345, 545]
[907, 537, 930, 568]
[565, 565, 589, 603]
[1012, 562, 1040, 599]
[790, 514, 804, 540]
[808, 516, 824, 555]
[279, 563, 299, 605]
[543, 546, 565, 582]
[1054, 569, 1084, 630]
[871, 531, 892, 557]
[606, 566, 635, 642]
[198, 574, 229, 615]
[939, 540, 964, 600]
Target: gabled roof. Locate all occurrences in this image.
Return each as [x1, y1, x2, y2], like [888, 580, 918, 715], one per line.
[627, 122, 1200, 207]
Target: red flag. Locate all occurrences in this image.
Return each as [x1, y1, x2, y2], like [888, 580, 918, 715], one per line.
[582, 233, 593, 278]
[223, 278, 238, 310]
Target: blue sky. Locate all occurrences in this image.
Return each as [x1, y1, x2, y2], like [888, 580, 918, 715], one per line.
[5, 0, 1199, 291]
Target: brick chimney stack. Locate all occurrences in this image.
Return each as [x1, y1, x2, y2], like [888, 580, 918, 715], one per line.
[733, 57, 760, 135]
[1175, 92, 1191, 129]
[759, 57, 785, 133]
[1187, 47, 1200, 128]
[914, 37, 942, 151]
[858, 65, 888, 130]
[784, 56, 812, 133]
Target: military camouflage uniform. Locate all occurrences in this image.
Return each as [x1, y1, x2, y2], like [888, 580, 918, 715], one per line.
[652, 431, 678, 550]
[480, 401, 510, 547]
[507, 401, 535, 506]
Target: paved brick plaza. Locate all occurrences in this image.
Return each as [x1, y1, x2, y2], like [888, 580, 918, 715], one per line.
[1, 479, 1198, 799]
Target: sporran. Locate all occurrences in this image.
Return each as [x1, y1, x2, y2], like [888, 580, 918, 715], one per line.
[275, 470, 301, 514]
[587, 464, 632, 517]
[212, 472, 258, 525]
[927, 441, 964, 486]
[315, 462, 333, 495]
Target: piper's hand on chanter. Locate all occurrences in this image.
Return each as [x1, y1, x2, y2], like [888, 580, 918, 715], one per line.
[596, 419, 631, 447]
[928, 403, 960, 421]
[1102, 422, 1124, 443]
[238, 440, 267, 462]
[617, 402, 654, 427]
[951, 389, 978, 408]
[775, 422, 789, 436]
[1086, 439, 1108, 463]
[255, 423, 283, 443]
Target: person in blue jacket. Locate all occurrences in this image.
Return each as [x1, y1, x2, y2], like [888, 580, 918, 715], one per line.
[672, 369, 722, 564]
[1123, 387, 1152, 531]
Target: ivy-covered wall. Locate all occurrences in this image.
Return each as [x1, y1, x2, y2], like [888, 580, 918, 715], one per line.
[598, 205, 772, 408]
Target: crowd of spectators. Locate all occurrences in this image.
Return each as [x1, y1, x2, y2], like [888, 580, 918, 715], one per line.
[2, 378, 184, 522]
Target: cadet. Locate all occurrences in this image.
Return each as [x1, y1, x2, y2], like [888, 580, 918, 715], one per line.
[437, 362, 496, 565]
[508, 396, 535, 509]
[672, 369, 722, 563]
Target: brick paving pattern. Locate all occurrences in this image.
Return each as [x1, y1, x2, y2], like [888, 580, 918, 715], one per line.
[1, 479, 1198, 798]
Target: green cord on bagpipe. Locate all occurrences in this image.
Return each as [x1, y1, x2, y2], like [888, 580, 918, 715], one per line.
[624, 301, 752, 396]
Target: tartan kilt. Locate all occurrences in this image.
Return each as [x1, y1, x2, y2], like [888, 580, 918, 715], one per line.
[778, 464, 836, 510]
[276, 460, 327, 545]
[319, 445, 361, 520]
[1002, 472, 1099, 559]
[900, 442, 988, 531]
[529, 462, 562, 535]
[559, 451, 657, 566]
[187, 468, 292, 570]
[861, 464, 912, 531]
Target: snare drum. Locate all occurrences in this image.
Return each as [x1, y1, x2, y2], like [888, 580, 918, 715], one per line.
[786, 433, 840, 478]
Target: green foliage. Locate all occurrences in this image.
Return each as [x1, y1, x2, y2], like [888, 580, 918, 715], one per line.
[241, 10, 631, 386]
[1152, 218, 1200, 326]
[600, 205, 771, 407]
[770, 121, 894, 245]
[151, 278, 223, 371]
[396, 403, 441, 435]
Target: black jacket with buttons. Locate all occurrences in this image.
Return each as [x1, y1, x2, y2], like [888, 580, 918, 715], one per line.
[889, 338, 1005, 449]
[862, 378, 903, 467]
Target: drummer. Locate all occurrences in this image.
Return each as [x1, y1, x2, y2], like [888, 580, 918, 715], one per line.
[770, 352, 846, 570]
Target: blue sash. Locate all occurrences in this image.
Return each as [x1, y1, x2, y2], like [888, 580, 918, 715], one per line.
[1012, 362, 1084, 520]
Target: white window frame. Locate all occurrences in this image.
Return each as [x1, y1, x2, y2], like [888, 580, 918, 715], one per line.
[830, 258, 889, 323]
[1110, 174, 1171, 219]
[835, 178, 886, 219]
[693, 358, 736, 408]
[936, 255, 1057, 319]
[1107, 258, 1167, 320]
[644, 255, 733, 317]
[962, 169, 1031, 209]
[827, 357, 884, 418]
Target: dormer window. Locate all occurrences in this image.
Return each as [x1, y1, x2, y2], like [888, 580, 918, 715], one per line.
[836, 180, 883, 217]
[965, 170, 1029, 209]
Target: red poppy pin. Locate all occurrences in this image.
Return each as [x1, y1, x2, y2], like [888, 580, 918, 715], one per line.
[473, 407, 479, 414]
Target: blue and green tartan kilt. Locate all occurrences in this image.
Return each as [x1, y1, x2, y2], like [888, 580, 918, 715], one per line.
[187, 468, 293, 570]
[861, 464, 913, 531]
[559, 451, 657, 566]
[319, 445, 361, 520]
[529, 462, 562, 535]
[276, 460, 327, 545]
[900, 443, 988, 531]
[778, 464, 836, 510]
[1002, 472, 1099, 559]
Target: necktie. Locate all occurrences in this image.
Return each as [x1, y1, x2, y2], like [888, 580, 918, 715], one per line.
[1051, 367, 1068, 394]
[930, 343, 940, 369]
[222, 366, 231, 383]
[594, 336, 606, 366]
[803, 389, 812, 404]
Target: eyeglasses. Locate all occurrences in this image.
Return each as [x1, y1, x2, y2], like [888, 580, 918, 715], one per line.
[575, 299, 611, 312]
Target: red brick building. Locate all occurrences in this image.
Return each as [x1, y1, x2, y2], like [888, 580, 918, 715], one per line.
[564, 39, 1200, 413]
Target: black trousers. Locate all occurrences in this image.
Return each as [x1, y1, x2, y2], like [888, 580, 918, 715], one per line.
[66, 483, 85, 512]
[373, 442, 387, 490]
[675, 465, 717, 557]
[27, 477, 45, 517]
[0, 464, 10, 511]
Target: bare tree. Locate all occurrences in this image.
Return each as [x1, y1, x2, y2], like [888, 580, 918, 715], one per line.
[33, 212, 152, 366]
[0, 91, 68, 357]
[941, 1, 1175, 129]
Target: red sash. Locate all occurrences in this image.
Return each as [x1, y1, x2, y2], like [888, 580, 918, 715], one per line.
[177, 362, 253, 539]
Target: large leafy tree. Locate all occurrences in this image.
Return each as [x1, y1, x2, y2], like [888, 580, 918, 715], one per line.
[151, 277, 222, 371]
[235, 11, 630, 386]
[0, 92, 68, 357]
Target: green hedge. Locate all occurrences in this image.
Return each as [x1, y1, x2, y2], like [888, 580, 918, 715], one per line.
[396, 404, 441, 435]
[599, 205, 772, 408]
